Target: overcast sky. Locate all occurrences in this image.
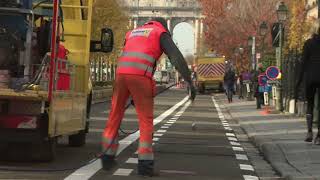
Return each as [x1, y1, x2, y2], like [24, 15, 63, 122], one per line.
[172, 22, 195, 57]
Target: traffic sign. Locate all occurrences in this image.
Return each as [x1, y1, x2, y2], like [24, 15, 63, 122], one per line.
[258, 74, 268, 86]
[266, 66, 280, 80]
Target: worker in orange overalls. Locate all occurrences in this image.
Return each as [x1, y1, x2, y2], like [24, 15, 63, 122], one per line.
[101, 17, 196, 177]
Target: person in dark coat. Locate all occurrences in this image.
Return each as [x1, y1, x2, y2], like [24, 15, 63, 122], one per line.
[224, 68, 236, 103]
[296, 20, 320, 144]
[253, 64, 264, 109]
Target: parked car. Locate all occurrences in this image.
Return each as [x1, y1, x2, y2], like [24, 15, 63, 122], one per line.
[153, 70, 170, 84]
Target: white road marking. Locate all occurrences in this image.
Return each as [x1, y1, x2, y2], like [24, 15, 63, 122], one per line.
[153, 133, 163, 137]
[113, 168, 134, 176]
[232, 147, 244, 152]
[240, 164, 255, 171]
[65, 96, 190, 180]
[167, 121, 175, 124]
[168, 120, 176, 122]
[164, 124, 172, 126]
[212, 96, 257, 178]
[161, 126, 169, 129]
[157, 129, 167, 133]
[230, 141, 241, 146]
[126, 158, 138, 164]
[153, 138, 159, 142]
[243, 175, 259, 180]
[236, 154, 248, 161]
[228, 137, 238, 141]
[226, 133, 236, 137]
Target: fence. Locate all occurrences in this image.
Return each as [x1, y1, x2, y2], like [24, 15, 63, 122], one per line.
[282, 51, 306, 115]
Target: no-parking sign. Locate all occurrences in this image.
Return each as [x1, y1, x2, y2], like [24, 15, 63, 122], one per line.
[266, 66, 280, 80]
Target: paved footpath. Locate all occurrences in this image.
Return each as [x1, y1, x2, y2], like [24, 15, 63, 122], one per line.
[216, 94, 320, 180]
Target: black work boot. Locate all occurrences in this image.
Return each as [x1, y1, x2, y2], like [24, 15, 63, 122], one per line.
[305, 114, 313, 142]
[138, 160, 158, 177]
[101, 154, 116, 171]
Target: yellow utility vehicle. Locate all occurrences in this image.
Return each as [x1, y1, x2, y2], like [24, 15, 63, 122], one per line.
[196, 57, 225, 93]
[0, 0, 113, 161]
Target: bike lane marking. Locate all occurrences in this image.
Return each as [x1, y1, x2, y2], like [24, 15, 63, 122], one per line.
[64, 96, 190, 180]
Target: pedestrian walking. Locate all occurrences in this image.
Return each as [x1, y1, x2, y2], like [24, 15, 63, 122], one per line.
[224, 68, 236, 103]
[296, 20, 320, 144]
[101, 17, 196, 176]
[237, 72, 244, 99]
[252, 64, 264, 109]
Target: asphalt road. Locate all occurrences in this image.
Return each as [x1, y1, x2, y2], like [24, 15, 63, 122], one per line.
[0, 89, 258, 180]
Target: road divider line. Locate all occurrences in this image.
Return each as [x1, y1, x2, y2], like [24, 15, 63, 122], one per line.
[113, 168, 133, 176]
[240, 164, 255, 171]
[212, 96, 258, 179]
[236, 154, 248, 161]
[228, 137, 238, 141]
[226, 133, 236, 137]
[243, 175, 259, 180]
[232, 147, 244, 152]
[65, 96, 190, 180]
[126, 158, 138, 164]
[230, 141, 241, 146]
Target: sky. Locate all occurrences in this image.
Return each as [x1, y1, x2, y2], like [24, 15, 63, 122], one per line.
[172, 22, 195, 57]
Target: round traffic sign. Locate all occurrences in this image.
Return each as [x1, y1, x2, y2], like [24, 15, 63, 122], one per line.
[258, 74, 268, 86]
[266, 66, 280, 80]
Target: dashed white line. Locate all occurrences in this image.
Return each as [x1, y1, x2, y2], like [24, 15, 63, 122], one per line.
[212, 96, 257, 180]
[126, 158, 138, 164]
[113, 168, 134, 176]
[243, 175, 259, 180]
[167, 122, 175, 124]
[153, 133, 163, 137]
[153, 137, 159, 142]
[230, 141, 241, 146]
[228, 137, 238, 141]
[164, 124, 172, 126]
[161, 126, 169, 129]
[236, 154, 248, 161]
[157, 129, 167, 133]
[232, 147, 244, 152]
[226, 133, 236, 137]
[240, 164, 255, 171]
[65, 96, 190, 180]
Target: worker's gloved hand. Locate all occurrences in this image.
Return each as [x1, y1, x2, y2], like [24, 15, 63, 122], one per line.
[189, 84, 196, 102]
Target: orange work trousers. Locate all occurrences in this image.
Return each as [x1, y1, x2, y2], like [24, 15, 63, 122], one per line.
[102, 74, 154, 161]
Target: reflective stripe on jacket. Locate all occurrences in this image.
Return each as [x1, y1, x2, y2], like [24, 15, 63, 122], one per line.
[117, 21, 167, 78]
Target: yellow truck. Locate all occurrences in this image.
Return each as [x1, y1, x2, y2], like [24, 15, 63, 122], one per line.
[196, 57, 225, 93]
[0, 0, 113, 161]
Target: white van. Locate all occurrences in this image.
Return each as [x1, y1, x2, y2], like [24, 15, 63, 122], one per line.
[153, 70, 170, 84]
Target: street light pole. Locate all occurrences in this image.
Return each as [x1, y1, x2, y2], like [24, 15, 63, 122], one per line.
[277, 22, 284, 111]
[275, 1, 288, 111]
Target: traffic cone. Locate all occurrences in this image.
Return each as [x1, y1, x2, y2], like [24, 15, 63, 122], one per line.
[261, 105, 271, 115]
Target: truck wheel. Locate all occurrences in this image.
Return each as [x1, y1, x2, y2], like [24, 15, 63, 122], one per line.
[69, 130, 86, 147]
[32, 138, 56, 162]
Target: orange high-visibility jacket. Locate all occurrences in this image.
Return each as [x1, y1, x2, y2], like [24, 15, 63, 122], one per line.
[117, 21, 168, 78]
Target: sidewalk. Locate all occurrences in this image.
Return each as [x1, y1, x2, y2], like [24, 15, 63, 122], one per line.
[217, 94, 320, 180]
